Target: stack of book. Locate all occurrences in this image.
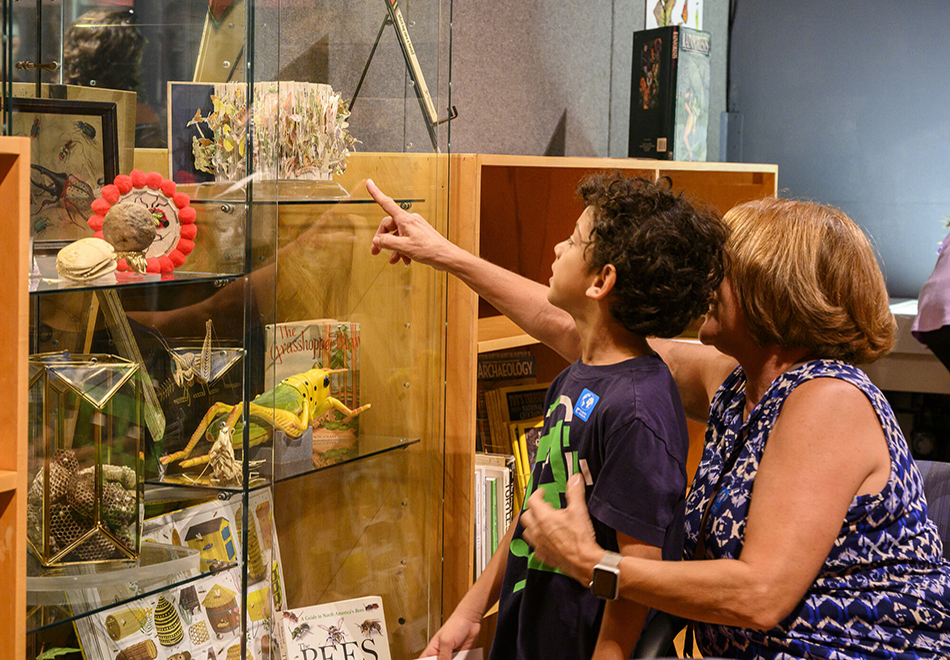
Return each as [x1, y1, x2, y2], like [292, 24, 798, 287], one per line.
[485, 382, 548, 502]
[473, 452, 516, 579]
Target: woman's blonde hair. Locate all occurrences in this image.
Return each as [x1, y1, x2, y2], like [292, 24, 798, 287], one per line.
[723, 197, 895, 364]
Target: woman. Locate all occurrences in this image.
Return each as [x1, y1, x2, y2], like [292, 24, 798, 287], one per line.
[520, 198, 950, 659]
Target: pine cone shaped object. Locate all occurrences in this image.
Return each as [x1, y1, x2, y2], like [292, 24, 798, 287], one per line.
[155, 595, 184, 646]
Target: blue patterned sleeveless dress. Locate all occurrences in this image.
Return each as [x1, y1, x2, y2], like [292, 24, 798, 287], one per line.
[683, 359, 950, 659]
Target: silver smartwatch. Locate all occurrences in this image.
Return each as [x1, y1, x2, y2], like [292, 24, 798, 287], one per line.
[589, 550, 623, 600]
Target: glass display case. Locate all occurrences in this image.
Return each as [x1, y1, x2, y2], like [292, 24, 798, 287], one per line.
[2, 1, 452, 659]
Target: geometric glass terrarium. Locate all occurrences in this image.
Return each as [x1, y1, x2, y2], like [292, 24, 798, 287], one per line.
[27, 352, 144, 566]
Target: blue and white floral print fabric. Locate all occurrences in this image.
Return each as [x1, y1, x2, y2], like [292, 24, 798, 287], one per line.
[684, 359, 950, 659]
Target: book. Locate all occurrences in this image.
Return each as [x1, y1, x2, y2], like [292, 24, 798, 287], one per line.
[510, 417, 544, 469]
[278, 595, 391, 660]
[73, 488, 285, 660]
[628, 25, 711, 161]
[474, 465, 484, 578]
[475, 452, 516, 534]
[476, 349, 536, 452]
[488, 477, 498, 554]
[486, 382, 549, 455]
[263, 319, 363, 466]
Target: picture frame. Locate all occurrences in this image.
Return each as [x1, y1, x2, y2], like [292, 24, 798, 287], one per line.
[11, 97, 119, 248]
[12, 83, 136, 174]
[166, 81, 217, 185]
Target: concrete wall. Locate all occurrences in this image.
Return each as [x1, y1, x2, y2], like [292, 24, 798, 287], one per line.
[450, 0, 729, 158]
[729, 0, 950, 297]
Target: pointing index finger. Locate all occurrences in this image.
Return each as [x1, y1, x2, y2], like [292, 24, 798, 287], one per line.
[366, 179, 404, 217]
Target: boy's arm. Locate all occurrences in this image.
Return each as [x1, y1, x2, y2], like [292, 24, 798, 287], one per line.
[421, 518, 519, 660]
[592, 533, 662, 660]
[367, 179, 582, 362]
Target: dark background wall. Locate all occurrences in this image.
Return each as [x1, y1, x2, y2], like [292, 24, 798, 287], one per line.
[449, 0, 729, 159]
[728, 1, 950, 297]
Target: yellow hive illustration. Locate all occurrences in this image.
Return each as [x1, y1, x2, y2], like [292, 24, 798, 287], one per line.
[202, 583, 240, 635]
[105, 606, 146, 641]
[154, 595, 184, 646]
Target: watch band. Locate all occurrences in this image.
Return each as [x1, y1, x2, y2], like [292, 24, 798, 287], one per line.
[591, 550, 623, 582]
[589, 550, 623, 600]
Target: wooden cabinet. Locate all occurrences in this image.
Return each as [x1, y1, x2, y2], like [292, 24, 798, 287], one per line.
[441, 154, 778, 621]
[0, 137, 29, 660]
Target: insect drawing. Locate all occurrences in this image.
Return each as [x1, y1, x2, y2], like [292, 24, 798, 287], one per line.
[290, 623, 311, 640]
[58, 139, 77, 162]
[76, 120, 97, 138]
[282, 611, 299, 625]
[365, 603, 380, 610]
[357, 619, 382, 638]
[318, 619, 347, 648]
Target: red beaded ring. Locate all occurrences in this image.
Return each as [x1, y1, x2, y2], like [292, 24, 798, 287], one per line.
[88, 169, 197, 274]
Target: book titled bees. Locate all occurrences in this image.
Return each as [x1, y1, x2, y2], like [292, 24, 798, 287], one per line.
[279, 595, 391, 660]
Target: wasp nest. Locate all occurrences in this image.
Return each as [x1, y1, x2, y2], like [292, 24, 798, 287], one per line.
[103, 201, 156, 252]
[102, 202, 158, 274]
[26, 449, 139, 562]
[56, 237, 117, 282]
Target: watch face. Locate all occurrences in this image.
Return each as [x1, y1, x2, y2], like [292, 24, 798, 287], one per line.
[591, 566, 620, 600]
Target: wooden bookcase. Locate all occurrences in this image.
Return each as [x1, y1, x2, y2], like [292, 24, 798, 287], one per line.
[442, 154, 779, 624]
[0, 137, 30, 660]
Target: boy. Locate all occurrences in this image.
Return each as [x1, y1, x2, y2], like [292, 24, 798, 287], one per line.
[368, 173, 727, 660]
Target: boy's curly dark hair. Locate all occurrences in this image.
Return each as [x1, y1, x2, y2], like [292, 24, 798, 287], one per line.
[578, 171, 728, 338]
[62, 9, 144, 93]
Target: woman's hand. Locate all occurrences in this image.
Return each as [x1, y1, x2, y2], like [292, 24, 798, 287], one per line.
[521, 474, 605, 585]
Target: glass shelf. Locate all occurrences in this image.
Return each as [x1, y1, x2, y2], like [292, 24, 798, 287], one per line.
[26, 541, 225, 634]
[181, 179, 424, 208]
[273, 434, 420, 483]
[143, 436, 419, 492]
[29, 257, 242, 294]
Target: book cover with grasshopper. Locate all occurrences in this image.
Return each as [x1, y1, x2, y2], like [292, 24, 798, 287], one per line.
[263, 319, 362, 464]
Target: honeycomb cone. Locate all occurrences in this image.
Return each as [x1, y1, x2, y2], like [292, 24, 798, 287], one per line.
[246, 518, 266, 582]
[155, 595, 184, 646]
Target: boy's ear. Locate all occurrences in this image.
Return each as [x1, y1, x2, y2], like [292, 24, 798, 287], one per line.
[586, 263, 617, 300]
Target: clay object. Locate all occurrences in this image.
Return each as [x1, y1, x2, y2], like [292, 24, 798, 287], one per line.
[102, 201, 157, 252]
[102, 201, 158, 274]
[56, 237, 117, 281]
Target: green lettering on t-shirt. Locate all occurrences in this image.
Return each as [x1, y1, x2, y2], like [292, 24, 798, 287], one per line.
[510, 400, 578, 591]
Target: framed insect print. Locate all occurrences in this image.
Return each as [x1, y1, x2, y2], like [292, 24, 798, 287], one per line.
[11, 97, 119, 248]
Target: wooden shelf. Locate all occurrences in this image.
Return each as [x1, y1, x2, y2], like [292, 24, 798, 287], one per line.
[0, 470, 16, 494]
[478, 315, 538, 353]
[442, 154, 779, 623]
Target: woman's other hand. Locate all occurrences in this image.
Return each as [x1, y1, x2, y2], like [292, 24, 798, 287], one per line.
[521, 474, 604, 585]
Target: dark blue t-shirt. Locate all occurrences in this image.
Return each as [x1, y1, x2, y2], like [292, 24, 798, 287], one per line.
[489, 355, 689, 660]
